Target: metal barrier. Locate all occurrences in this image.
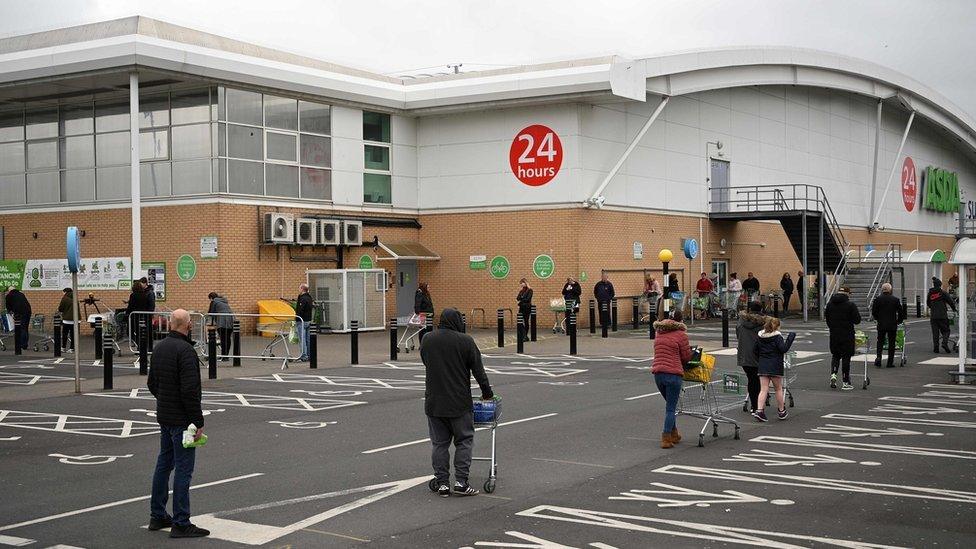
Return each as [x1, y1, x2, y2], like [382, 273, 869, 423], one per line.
[126, 311, 206, 355]
[469, 308, 486, 329]
[204, 312, 304, 369]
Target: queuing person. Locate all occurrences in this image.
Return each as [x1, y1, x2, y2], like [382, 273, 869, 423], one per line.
[147, 309, 209, 538]
[57, 287, 75, 352]
[516, 278, 533, 333]
[780, 273, 794, 314]
[695, 272, 714, 295]
[645, 276, 662, 297]
[125, 280, 155, 343]
[295, 283, 314, 362]
[207, 292, 235, 361]
[651, 310, 692, 449]
[415, 282, 434, 318]
[948, 272, 959, 293]
[594, 273, 615, 328]
[728, 272, 743, 293]
[742, 272, 760, 296]
[825, 286, 861, 390]
[141, 276, 156, 311]
[5, 286, 31, 350]
[796, 271, 805, 312]
[667, 272, 680, 294]
[754, 317, 797, 421]
[420, 308, 493, 497]
[871, 282, 904, 368]
[562, 277, 582, 320]
[927, 277, 956, 353]
[736, 301, 766, 414]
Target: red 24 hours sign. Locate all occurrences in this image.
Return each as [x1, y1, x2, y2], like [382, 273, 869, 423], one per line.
[509, 125, 563, 186]
[901, 156, 917, 212]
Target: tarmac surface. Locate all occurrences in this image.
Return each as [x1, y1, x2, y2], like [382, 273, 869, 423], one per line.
[1, 315, 974, 548]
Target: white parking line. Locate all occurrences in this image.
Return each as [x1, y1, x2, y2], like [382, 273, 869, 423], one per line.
[361, 413, 558, 454]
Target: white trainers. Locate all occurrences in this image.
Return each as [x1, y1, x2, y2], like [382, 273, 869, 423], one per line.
[453, 481, 479, 496]
[841, 382, 854, 391]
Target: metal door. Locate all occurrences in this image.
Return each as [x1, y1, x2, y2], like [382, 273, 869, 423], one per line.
[396, 260, 418, 323]
[710, 159, 731, 212]
[711, 260, 728, 292]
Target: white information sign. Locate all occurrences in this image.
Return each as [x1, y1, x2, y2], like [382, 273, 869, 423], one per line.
[200, 236, 218, 259]
[633, 241, 644, 260]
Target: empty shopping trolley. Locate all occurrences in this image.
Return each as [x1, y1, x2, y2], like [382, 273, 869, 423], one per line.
[678, 354, 741, 446]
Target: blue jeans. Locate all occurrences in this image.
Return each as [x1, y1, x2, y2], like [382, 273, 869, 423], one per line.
[298, 320, 310, 359]
[654, 373, 683, 435]
[151, 425, 196, 526]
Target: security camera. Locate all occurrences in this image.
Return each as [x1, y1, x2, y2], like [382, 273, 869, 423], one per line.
[594, 196, 606, 208]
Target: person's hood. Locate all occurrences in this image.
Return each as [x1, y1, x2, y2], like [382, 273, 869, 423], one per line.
[829, 293, 850, 305]
[213, 296, 228, 306]
[438, 308, 464, 332]
[758, 329, 782, 338]
[932, 278, 943, 288]
[653, 319, 686, 332]
[738, 312, 766, 329]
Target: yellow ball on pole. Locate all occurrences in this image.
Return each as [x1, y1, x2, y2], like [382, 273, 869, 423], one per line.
[658, 249, 673, 263]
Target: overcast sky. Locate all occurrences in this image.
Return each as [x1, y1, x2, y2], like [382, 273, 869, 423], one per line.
[1, 0, 973, 118]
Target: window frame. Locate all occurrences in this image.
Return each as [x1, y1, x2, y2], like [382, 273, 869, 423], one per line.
[362, 112, 393, 205]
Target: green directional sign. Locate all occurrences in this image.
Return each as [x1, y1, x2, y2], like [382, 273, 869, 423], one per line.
[533, 254, 555, 279]
[489, 256, 510, 280]
[358, 254, 374, 269]
[176, 254, 196, 282]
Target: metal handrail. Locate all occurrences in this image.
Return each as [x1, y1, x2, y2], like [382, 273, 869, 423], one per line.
[865, 251, 892, 311]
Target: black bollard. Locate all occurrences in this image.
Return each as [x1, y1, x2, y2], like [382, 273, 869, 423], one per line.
[601, 302, 609, 338]
[916, 294, 922, 318]
[773, 297, 780, 319]
[138, 318, 148, 375]
[232, 319, 241, 367]
[350, 320, 359, 365]
[497, 309, 505, 348]
[103, 329, 114, 390]
[13, 314, 22, 355]
[568, 310, 578, 356]
[207, 327, 217, 380]
[589, 300, 596, 334]
[722, 308, 730, 347]
[517, 316, 525, 354]
[530, 305, 537, 342]
[461, 313, 467, 334]
[94, 317, 103, 360]
[53, 313, 62, 357]
[389, 318, 398, 360]
[309, 323, 318, 369]
[901, 297, 907, 321]
[611, 298, 618, 332]
[632, 297, 639, 330]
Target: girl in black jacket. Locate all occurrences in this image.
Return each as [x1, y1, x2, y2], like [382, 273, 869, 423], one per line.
[517, 278, 533, 332]
[754, 317, 796, 422]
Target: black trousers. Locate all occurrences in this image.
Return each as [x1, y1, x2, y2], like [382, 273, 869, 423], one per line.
[831, 355, 852, 383]
[782, 293, 792, 313]
[61, 320, 74, 350]
[427, 412, 474, 485]
[931, 319, 950, 349]
[876, 327, 896, 366]
[742, 366, 760, 411]
[218, 327, 233, 357]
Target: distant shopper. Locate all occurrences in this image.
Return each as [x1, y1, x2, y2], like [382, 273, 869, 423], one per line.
[667, 272, 680, 294]
[728, 273, 743, 293]
[695, 272, 714, 295]
[754, 317, 797, 421]
[57, 287, 75, 351]
[736, 301, 766, 414]
[147, 309, 209, 538]
[594, 274, 615, 328]
[825, 286, 861, 390]
[796, 271, 805, 311]
[645, 276, 662, 297]
[743, 272, 760, 296]
[871, 282, 904, 368]
[207, 292, 235, 361]
[296, 284, 314, 362]
[5, 286, 31, 350]
[125, 280, 155, 343]
[415, 282, 434, 317]
[651, 310, 692, 449]
[516, 278, 533, 333]
[141, 276, 156, 311]
[421, 308, 493, 497]
[780, 273, 794, 314]
[948, 272, 960, 293]
[562, 277, 582, 317]
[927, 277, 956, 354]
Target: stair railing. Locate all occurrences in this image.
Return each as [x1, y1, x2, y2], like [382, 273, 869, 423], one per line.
[825, 249, 853, 304]
[865, 245, 896, 312]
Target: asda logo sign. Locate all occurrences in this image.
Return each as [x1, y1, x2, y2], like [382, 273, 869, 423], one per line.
[922, 166, 961, 213]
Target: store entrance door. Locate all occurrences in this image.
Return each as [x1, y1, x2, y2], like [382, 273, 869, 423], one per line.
[712, 260, 728, 292]
[396, 260, 418, 323]
[710, 159, 731, 212]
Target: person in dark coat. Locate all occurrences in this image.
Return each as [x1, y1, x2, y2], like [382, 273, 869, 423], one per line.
[825, 287, 861, 390]
[140, 276, 156, 311]
[927, 277, 956, 353]
[516, 278, 533, 335]
[736, 302, 766, 414]
[5, 286, 31, 349]
[420, 308, 493, 497]
[295, 284, 314, 361]
[743, 272, 760, 296]
[796, 271, 805, 312]
[147, 310, 210, 538]
[207, 292, 235, 361]
[562, 277, 582, 320]
[125, 280, 155, 343]
[754, 317, 796, 421]
[780, 273, 794, 314]
[594, 274, 615, 328]
[667, 272, 680, 294]
[871, 282, 905, 368]
[57, 287, 75, 351]
[414, 282, 434, 316]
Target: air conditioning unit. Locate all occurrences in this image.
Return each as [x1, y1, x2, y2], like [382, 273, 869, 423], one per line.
[341, 220, 363, 246]
[263, 213, 294, 244]
[295, 218, 317, 245]
[318, 220, 341, 246]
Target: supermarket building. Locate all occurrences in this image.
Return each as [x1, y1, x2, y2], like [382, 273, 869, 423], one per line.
[1, 16, 975, 330]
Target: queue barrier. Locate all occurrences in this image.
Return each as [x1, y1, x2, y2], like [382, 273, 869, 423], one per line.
[204, 312, 304, 369]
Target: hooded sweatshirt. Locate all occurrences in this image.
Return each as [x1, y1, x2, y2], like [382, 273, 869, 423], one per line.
[420, 308, 493, 417]
[651, 319, 692, 376]
[927, 279, 956, 320]
[735, 312, 766, 369]
[825, 292, 861, 357]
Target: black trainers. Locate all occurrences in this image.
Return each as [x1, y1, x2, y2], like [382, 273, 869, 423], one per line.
[777, 408, 789, 420]
[437, 484, 451, 497]
[453, 481, 479, 496]
[169, 524, 210, 538]
[754, 410, 768, 422]
[148, 516, 172, 531]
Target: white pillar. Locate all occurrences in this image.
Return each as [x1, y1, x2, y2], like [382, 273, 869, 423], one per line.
[959, 266, 967, 381]
[129, 72, 142, 278]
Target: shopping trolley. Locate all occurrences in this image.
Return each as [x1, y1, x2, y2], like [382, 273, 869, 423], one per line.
[0, 312, 13, 351]
[666, 291, 688, 318]
[948, 310, 960, 352]
[678, 352, 741, 447]
[398, 313, 428, 353]
[549, 298, 567, 334]
[427, 397, 501, 494]
[30, 314, 53, 352]
[852, 330, 871, 390]
[692, 292, 712, 320]
[877, 323, 908, 367]
[719, 290, 742, 320]
[257, 318, 296, 362]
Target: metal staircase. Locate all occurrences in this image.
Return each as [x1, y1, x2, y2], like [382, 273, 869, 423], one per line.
[839, 244, 902, 320]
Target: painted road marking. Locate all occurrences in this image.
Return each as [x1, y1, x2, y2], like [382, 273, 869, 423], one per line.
[609, 482, 793, 507]
[355, 362, 588, 378]
[0, 410, 158, 438]
[654, 464, 976, 504]
[516, 506, 907, 548]
[268, 421, 337, 429]
[240, 373, 426, 390]
[752, 435, 976, 460]
[0, 436, 21, 442]
[89, 388, 366, 411]
[806, 424, 944, 438]
[822, 413, 976, 429]
[918, 391, 976, 400]
[463, 531, 618, 549]
[193, 476, 428, 546]
[532, 457, 613, 469]
[723, 449, 880, 467]
[924, 383, 976, 390]
[49, 453, 133, 465]
[0, 473, 263, 534]
[0, 372, 77, 385]
[918, 357, 976, 365]
[0, 534, 35, 546]
[0, 364, 55, 370]
[870, 404, 972, 415]
[878, 396, 976, 407]
[362, 413, 558, 454]
[707, 349, 823, 358]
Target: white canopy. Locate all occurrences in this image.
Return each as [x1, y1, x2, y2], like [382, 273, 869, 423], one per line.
[949, 238, 976, 265]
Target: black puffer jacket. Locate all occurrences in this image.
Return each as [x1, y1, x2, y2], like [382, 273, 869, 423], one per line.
[420, 309, 493, 417]
[871, 293, 904, 330]
[414, 289, 434, 315]
[735, 312, 766, 369]
[825, 292, 861, 357]
[147, 331, 204, 428]
[5, 289, 31, 322]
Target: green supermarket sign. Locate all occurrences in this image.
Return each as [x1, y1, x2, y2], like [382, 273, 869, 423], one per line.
[358, 255, 374, 269]
[489, 256, 510, 279]
[176, 254, 196, 282]
[922, 166, 961, 213]
[532, 254, 555, 279]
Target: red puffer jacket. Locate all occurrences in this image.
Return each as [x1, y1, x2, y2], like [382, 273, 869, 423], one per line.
[652, 319, 692, 376]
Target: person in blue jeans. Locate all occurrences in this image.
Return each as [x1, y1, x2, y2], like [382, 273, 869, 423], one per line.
[147, 310, 209, 538]
[651, 310, 692, 448]
[295, 284, 314, 361]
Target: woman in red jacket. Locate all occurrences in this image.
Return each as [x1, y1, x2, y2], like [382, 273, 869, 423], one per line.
[651, 310, 692, 448]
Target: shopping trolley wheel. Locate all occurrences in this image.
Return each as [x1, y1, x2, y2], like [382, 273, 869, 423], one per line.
[788, 395, 795, 408]
[43, 344, 50, 351]
[734, 427, 740, 440]
[484, 479, 496, 494]
[427, 478, 438, 492]
[698, 434, 705, 447]
[863, 379, 869, 390]
[742, 401, 749, 412]
[32, 344, 39, 352]
[712, 425, 719, 438]
[900, 356, 906, 367]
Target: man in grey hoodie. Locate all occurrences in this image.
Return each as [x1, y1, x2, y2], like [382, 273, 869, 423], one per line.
[736, 301, 766, 413]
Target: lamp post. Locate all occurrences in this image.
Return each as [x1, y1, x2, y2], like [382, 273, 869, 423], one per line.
[660, 249, 673, 319]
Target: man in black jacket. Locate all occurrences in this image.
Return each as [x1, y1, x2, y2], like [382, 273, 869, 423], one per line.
[421, 308, 493, 497]
[147, 309, 209, 538]
[927, 277, 956, 353]
[594, 274, 615, 329]
[743, 272, 761, 297]
[872, 283, 905, 368]
[296, 283, 314, 361]
[4, 286, 31, 350]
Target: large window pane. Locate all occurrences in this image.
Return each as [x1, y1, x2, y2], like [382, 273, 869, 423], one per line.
[0, 110, 24, 142]
[364, 144, 390, 171]
[363, 173, 391, 204]
[172, 159, 211, 195]
[215, 158, 226, 192]
[171, 124, 210, 160]
[0, 174, 25, 205]
[60, 136, 95, 169]
[299, 101, 330, 135]
[228, 159, 263, 195]
[27, 140, 58, 170]
[300, 134, 330, 167]
[264, 95, 298, 131]
[141, 162, 172, 197]
[300, 167, 331, 200]
[140, 130, 168, 161]
[60, 104, 93, 136]
[26, 107, 58, 140]
[171, 88, 210, 125]
[96, 132, 130, 166]
[0, 142, 25, 174]
[227, 124, 263, 160]
[266, 164, 298, 197]
[60, 169, 95, 202]
[139, 94, 169, 128]
[226, 88, 262, 126]
[216, 123, 225, 156]
[95, 166, 130, 200]
[27, 171, 59, 203]
[267, 131, 297, 162]
[95, 100, 129, 133]
[363, 111, 390, 143]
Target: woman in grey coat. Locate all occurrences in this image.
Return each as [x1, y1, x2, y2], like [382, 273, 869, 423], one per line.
[207, 292, 235, 360]
[736, 301, 766, 413]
